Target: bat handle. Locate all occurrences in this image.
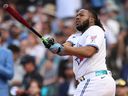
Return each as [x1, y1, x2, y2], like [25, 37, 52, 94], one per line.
[29, 27, 48, 43]
[30, 27, 42, 38]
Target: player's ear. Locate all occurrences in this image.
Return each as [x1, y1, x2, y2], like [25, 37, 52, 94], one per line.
[89, 17, 95, 25]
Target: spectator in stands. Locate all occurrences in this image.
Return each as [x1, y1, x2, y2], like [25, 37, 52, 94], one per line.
[61, 18, 76, 39]
[58, 63, 76, 96]
[0, 32, 14, 96]
[40, 57, 58, 96]
[8, 44, 25, 87]
[56, 0, 82, 18]
[0, 28, 10, 48]
[25, 32, 46, 64]
[8, 24, 22, 46]
[119, 29, 128, 83]
[90, 0, 105, 13]
[20, 39, 29, 56]
[116, 78, 128, 96]
[54, 31, 66, 44]
[42, 3, 58, 34]
[27, 79, 42, 96]
[20, 55, 43, 89]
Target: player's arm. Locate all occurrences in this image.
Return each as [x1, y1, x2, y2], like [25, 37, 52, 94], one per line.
[58, 41, 97, 57]
[42, 37, 97, 57]
[63, 45, 97, 57]
[42, 26, 104, 57]
[42, 37, 72, 55]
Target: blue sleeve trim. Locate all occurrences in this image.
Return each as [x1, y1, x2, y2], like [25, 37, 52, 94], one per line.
[85, 44, 99, 52]
[66, 41, 74, 46]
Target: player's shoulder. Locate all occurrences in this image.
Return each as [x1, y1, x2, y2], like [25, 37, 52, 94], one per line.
[72, 31, 82, 36]
[86, 25, 104, 35]
[89, 25, 104, 32]
[69, 32, 82, 38]
[67, 32, 82, 44]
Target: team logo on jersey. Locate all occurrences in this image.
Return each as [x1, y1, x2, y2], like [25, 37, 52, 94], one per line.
[75, 57, 84, 65]
[77, 43, 82, 47]
[90, 35, 97, 43]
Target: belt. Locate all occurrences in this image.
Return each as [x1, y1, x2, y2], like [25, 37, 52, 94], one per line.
[77, 70, 111, 83]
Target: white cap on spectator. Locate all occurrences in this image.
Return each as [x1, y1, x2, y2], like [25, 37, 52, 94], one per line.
[43, 4, 56, 17]
[105, 0, 119, 12]
[27, 6, 36, 13]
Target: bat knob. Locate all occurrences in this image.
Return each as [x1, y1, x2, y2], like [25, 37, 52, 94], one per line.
[3, 4, 8, 8]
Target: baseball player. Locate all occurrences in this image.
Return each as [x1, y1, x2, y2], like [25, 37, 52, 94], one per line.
[42, 9, 116, 96]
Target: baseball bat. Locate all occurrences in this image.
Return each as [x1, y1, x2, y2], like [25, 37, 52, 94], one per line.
[3, 4, 42, 39]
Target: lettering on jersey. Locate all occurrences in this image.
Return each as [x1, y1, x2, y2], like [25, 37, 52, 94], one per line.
[77, 43, 82, 47]
[75, 57, 84, 65]
[90, 35, 97, 43]
[72, 36, 76, 38]
[75, 43, 84, 65]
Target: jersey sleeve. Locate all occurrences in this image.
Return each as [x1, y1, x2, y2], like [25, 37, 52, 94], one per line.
[83, 26, 105, 51]
[66, 33, 80, 46]
[66, 34, 75, 45]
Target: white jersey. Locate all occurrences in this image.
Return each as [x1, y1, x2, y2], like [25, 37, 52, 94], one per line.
[67, 25, 107, 80]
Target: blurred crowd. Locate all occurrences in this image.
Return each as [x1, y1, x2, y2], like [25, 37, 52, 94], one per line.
[0, 0, 128, 96]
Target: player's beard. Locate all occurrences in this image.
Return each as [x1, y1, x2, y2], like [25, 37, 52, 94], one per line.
[76, 19, 89, 33]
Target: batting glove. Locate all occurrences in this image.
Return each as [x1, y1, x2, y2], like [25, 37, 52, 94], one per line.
[42, 37, 64, 54]
[49, 43, 64, 54]
[42, 37, 55, 48]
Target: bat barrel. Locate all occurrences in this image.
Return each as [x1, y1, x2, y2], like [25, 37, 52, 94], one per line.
[2, 3, 42, 39]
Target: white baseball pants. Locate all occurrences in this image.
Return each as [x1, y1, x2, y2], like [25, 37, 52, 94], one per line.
[74, 74, 116, 96]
